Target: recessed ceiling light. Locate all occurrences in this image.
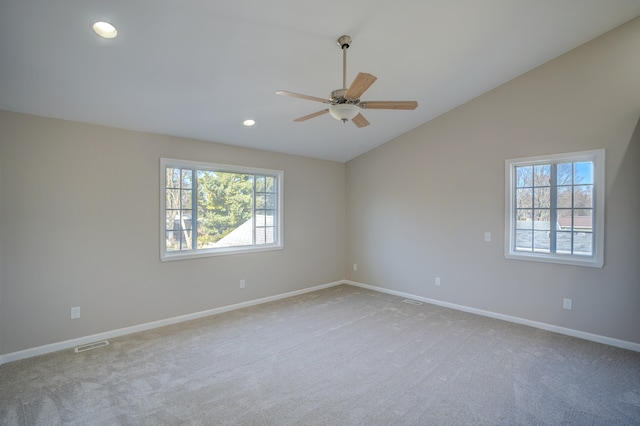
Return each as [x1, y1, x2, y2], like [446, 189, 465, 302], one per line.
[243, 119, 256, 127]
[93, 21, 118, 39]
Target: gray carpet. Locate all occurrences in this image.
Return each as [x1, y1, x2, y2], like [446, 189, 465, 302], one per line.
[1, 284, 639, 425]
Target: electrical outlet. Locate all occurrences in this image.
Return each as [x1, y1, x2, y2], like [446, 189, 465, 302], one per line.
[563, 298, 572, 310]
[70, 306, 81, 320]
[240, 279, 245, 289]
[484, 232, 492, 242]
[353, 263, 358, 271]
[435, 277, 441, 286]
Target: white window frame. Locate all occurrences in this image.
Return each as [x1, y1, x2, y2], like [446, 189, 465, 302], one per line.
[160, 158, 283, 261]
[504, 149, 604, 268]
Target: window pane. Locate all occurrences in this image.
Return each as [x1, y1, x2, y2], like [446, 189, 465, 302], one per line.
[181, 169, 192, 189]
[181, 189, 192, 209]
[166, 189, 180, 209]
[180, 210, 192, 230]
[533, 230, 550, 253]
[533, 164, 550, 186]
[516, 166, 532, 187]
[534, 209, 550, 230]
[515, 230, 533, 251]
[573, 232, 593, 256]
[167, 168, 180, 189]
[556, 231, 573, 254]
[265, 176, 276, 192]
[516, 209, 533, 229]
[255, 175, 265, 192]
[534, 187, 550, 208]
[256, 226, 266, 245]
[196, 170, 253, 247]
[166, 211, 178, 230]
[574, 185, 593, 208]
[256, 194, 265, 209]
[255, 211, 266, 227]
[516, 188, 532, 208]
[574, 209, 592, 231]
[266, 226, 275, 244]
[166, 231, 180, 251]
[557, 163, 573, 185]
[265, 194, 276, 209]
[574, 162, 593, 184]
[256, 225, 275, 245]
[557, 209, 572, 230]
[180, 230, 192, 250]
[557, 186, 572, 208]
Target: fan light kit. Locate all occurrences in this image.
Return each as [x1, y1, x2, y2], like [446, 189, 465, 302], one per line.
[329, 104, 360, 122]
[276, 35, 417, 128]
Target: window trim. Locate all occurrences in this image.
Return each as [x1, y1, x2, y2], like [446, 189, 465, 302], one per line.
[160, 158, 283, 262]
[504, 149, 605, 268]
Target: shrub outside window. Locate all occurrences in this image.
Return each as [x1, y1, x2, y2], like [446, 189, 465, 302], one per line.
[161, 158, 283, 261]
[505, 149, 604, 268]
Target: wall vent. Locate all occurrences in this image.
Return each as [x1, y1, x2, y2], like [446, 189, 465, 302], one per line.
[402, 299, 423, 306]
[74, 340, 109, 353]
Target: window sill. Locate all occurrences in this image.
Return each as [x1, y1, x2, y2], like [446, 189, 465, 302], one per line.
[504, 251, 603, 268]
[161, 244, 283, 262]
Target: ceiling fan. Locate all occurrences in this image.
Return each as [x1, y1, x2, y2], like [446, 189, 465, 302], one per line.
[276, 35, 418, 128]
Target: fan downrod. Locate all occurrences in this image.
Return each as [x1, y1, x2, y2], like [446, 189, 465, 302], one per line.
[337, 35, 352, 90]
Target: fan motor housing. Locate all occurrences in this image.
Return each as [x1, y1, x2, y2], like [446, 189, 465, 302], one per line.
[330, 89, 358, 104]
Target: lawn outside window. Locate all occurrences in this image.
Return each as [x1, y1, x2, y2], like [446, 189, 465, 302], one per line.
[161, 158, 283, 261]
[504, 149, 604, 268]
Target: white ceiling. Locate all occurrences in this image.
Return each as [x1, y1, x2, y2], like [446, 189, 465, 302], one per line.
[1, 1, 639, 162]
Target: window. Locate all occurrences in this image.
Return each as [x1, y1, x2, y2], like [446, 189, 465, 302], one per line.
[505, 149, 604, 267]
[161, 158, 282, 261]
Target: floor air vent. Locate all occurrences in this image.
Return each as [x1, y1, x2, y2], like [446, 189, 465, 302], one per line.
[402, 299, 423, 306]
[74, 340, 109, 353]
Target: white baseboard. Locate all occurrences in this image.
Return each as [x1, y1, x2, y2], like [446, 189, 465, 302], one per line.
[0, 280, 344, 365]
[3, 278, 637, 365]
[344, 280, 640, 353]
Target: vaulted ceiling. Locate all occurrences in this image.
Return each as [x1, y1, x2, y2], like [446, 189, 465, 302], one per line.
[2, 1, 639, 162]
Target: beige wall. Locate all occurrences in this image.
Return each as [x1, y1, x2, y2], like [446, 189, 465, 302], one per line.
[0, 113, 346, 354]
[2, 17, 640, 357]
[346, 18, 640, 344]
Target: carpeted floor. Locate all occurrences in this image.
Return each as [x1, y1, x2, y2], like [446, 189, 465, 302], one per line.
[1, 284, 639, 425]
